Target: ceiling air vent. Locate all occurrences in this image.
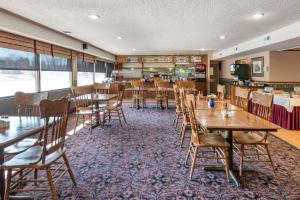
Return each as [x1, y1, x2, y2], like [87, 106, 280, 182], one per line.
[235, 47, 238, 51]
[264, 35, 271, 41]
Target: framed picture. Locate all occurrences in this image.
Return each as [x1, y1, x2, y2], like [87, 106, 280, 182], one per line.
[251, 57, 264, 77]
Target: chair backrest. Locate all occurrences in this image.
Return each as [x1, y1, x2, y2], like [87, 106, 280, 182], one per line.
[115, 84, 125, 106]
[156, 81, 169, 96]
[71, 86, 94, 111]
[217, 84, 225, 100]
[173, 85, 181, 110]
[235, 87, 250, 111]
[131, 80, 144, 88]
[251, 91, 273, 120]
[93, 83, 110, 94]
[15, 91, 49, 117]
[39, 98, 69, 164]
[185, 94, 206, 144]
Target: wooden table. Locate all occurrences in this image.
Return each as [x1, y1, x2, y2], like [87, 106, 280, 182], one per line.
[194, 110, 280, 186]
[91, 94, 118, 126]
[0, 117, 46, 199]
[196, 100, 242, 111]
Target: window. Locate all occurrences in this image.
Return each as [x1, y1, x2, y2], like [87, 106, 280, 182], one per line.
[95, 60, 106, 83]
[0, 47, 37, 97]
[40, 55, 72, 91]
[77, 61, 94, 86]
[106, 62, 114, 78]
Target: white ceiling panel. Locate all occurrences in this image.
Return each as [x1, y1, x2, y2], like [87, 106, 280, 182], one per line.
[0, 0, 300, 55]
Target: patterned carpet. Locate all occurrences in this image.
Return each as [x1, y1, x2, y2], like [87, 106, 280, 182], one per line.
[26, 103, 300, 199]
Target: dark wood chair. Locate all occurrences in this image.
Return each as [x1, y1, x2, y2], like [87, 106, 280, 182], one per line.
[185, 94, 230, 180]
[131, 80, 146, 109]
[233, 91, 275, 176]
[2, 98, 76, 200]
[93, 83, 110, 94]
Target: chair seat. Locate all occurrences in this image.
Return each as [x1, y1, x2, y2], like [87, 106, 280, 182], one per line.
[192, 134, 229, 148]
[233, 131, 267, 145]
[4, 138, 38, 154]
[2, 145, 64, 168]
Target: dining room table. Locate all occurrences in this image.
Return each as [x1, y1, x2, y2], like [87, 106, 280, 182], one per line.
[194, 109, 280, 186]
[196, 100, 242, 111]
[0, 116, 47, 199]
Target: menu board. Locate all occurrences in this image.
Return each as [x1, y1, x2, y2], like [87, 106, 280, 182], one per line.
[175, 56, 190, 64]
[127, 57, 139, 63]
[143, 56, 173, 63]
[191, 55, 202, 63]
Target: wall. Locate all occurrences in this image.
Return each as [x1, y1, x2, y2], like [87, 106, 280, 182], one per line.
[270, 51, 300, 82]
[220, 51, 270, 81]
[0, 9, 115, 62]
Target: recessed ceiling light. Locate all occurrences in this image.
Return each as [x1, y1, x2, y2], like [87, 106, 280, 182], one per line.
[117, 36, 123, 40]
[132, 48, 136, 51]
[219, 35, 226, 40]
[199, 48, 205, 51]
[89, 14, 100, 20]
[253, 13, 264, 19]
[62, 31, 72, 34]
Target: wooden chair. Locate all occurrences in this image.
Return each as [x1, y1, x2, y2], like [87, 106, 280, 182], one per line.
[4, 92, 48, 155]
[2, 98, 76, 200]
[93, 83, 110, 94]
[184, 94, 230, 180]
[173, 84, 182, 128]
[155, 81, 169, 109]
[131, 80, 146, 109]
[178, 88, 191, 147]
[103, 85, 127, 126]
[233, 91, 275, 176]
[235, 87, 250, 111]
[217, 84, 225, 100]
[72, 86, 98, 134]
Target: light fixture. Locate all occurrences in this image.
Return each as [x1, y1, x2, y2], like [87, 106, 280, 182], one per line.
[62, 31, 72, 34]
[117, 36, 123, 40]
[253, 13, 264, 19]
[198, 48, 205, 51]
[219, 35, 226, 40]
[88, 14, 100, 20]
[132, 48, 136, 51]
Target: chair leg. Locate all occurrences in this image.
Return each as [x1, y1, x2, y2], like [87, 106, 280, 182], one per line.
[180, 123, 187, 147]
[4, 169, 12, 200]
[173, 112, 178, 127]
[46, 167, 58, 200]
[117, 109, 122, 127]
[189, 147, 198, 180]
[239, 145, 245, 176]
[224, 148, 230, 182]
[62, 153, 77, 186]
[34, 169, 39, 186]
[120, 107, 127, 124]
[89, 115, 92, 133]
[265, 145, 275, 174]
[74, 114, 79, 135]
[185, 143, 192, 165]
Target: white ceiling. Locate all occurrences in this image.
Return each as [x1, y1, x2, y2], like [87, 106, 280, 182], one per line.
[0, 0, 300, 55]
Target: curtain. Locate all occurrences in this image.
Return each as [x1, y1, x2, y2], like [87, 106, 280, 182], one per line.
[40, 54, 71, 71]
[77, 60, 94, 72]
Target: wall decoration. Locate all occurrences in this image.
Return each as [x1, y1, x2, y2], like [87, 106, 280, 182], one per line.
[191, 55, 202, 63]
[251, 57, 264, 77]
[175, 56, 190, 64]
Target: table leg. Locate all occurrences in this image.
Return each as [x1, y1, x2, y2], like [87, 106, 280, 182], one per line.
[0, 147, 5, 199]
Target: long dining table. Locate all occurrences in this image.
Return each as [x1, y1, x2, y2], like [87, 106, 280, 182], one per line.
[194, 107, 280, 186]
[0, 116, 47, 199]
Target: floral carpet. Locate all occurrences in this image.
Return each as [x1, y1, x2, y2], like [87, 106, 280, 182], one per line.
[28, 103, 300, 199]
